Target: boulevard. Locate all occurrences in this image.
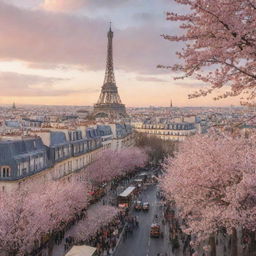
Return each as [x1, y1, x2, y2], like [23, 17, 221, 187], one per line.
[51, 168, 181, 256]
[114, 184, 172, 256]
[37, 167, 242, 256]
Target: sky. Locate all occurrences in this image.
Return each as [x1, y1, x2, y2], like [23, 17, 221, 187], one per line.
[0, 0, 240, 107]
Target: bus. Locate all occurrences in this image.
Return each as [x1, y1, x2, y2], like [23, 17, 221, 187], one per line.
[117, 186, 136, 208]
[137, 172, 148, 182]
[65, 245, 97, 256]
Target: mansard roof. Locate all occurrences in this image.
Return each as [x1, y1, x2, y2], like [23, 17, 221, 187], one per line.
[96, 125, 112, 136]
[50, 132, 68, 146]
[0, 138, 45, 165]
[86, 128, 100, 139]
[5, 120, 21, 128]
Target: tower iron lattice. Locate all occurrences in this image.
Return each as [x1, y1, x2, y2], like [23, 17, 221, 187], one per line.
[93, 25, 127, 119]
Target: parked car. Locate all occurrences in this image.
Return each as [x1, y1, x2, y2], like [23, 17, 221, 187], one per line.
[134, 200, 143, 211]
[142, 202, 150, 211]
[150, 223, 162, 238]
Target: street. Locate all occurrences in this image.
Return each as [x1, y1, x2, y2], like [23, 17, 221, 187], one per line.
[114, 184, 174, 256]
[52, 171, 189, 256]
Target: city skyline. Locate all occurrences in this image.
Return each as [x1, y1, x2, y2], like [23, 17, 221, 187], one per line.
[0, 0, 241, 107]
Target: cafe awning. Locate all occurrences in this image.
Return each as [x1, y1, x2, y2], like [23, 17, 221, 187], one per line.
[65, 245, 97, 256]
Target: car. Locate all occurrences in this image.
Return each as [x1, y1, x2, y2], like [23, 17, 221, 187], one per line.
[142, 202, 150, 211]
[150, 223, 161, 238]
[134, 200, 143, 211]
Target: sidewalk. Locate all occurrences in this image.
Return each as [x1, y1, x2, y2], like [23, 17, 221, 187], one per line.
[51, 174, 141, 256]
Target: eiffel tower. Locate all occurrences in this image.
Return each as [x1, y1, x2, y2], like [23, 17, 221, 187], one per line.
[93, 25, 127, 119]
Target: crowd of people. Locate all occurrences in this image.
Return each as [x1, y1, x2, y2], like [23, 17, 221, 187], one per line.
[84, 211, 127, 256]
[163, 200, 195, 256]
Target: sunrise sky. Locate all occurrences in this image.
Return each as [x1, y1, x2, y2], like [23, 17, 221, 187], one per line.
[0, 0, 240, 107]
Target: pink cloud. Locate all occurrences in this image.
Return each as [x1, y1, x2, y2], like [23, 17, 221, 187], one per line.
[0, 1, 179, 74]
[136, 76, 168, 83]
[0, 72, 74, 96]
[40, 0, 132, 11]
[0, 1, 106, 68]
[42, 0, 87, 11]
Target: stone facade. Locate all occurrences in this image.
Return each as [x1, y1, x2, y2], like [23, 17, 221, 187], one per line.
[0, 123, 134, 192]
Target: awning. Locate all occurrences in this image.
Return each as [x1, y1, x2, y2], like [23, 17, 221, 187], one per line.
[65, 245, 97, 256]
[119, 186, 136, 197]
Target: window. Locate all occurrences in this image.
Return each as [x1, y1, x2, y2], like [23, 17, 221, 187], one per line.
[39, 155, 44, 169]
[2, 168, 6, 177]
[34, 156, 38, 171]
[30, 157, 35, 172]
[59, 147, 63, 158]
[20, 161, 28, 175]
[1, 166, 11, 178]
[18, 163, 21, 176]
[68, 161, 72, 171]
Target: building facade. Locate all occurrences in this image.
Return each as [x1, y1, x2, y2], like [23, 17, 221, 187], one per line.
[0, 123, 134, 192]
[134, 122, 197, 141]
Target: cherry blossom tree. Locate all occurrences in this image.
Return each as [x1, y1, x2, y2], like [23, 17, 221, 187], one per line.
[41, 179, 89, 231]
[86, 147, 148, 186]
[69, 205, 120, 242]
[161, 0, 256, 103]
[118, 147, 148, 175]
[161, 132, 256, 255]
[86, 149, 122, 185]
[0, 187, 52, 255]
[0, 147, 146, 255]
[0, 177, 89, 255]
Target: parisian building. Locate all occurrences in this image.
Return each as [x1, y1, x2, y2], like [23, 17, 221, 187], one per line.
[0, 124, 134, 192]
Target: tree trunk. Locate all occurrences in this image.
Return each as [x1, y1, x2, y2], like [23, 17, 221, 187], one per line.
[48, 237, 55, 256]
[231, 227, 238, 256]
[249, 231, 256, 256]
[209, 234, 216, 256]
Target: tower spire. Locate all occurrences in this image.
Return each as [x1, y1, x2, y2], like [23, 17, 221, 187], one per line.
[103, 22, 115, 85]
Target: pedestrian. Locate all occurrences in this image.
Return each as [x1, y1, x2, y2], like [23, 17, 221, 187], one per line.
[109, 247, 113, 255]
[135, 218, 139, 228]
